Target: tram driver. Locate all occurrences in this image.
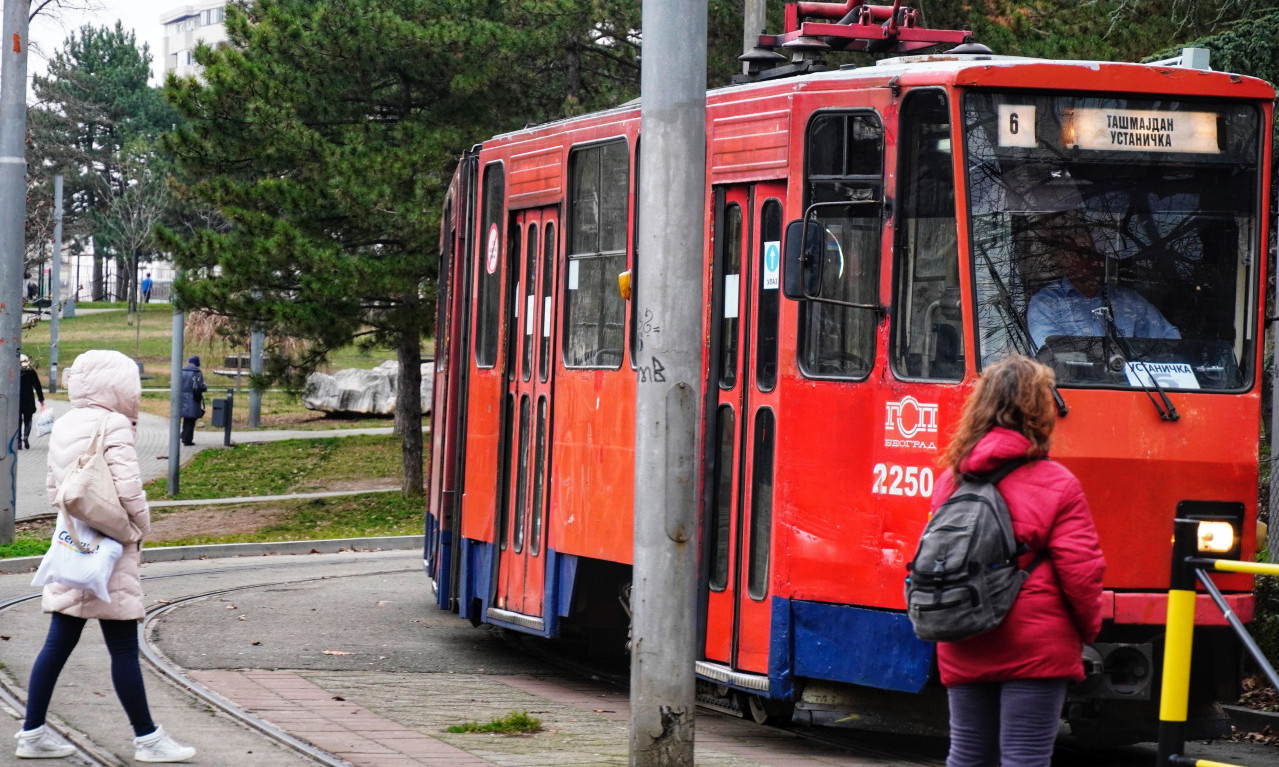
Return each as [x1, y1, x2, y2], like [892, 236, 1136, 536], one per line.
[1026, 212, 1180, 348]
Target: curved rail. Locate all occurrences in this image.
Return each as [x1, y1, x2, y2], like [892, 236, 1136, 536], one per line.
[138, 574, 413, 767]
[0, 560, 415, 767]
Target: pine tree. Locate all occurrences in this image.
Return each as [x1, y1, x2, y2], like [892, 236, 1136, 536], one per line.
[161, 0, 533, 496]
[28, 22, 177, 300]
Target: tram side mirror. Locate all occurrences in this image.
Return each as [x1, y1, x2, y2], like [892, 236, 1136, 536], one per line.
[783, 219, 824, 300]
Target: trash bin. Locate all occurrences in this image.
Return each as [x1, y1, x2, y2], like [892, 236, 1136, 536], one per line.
[211, 398, 228, 428]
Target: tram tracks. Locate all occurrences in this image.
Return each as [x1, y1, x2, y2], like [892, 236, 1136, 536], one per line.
[0, 558, 417, 767]
[4, 555, 953, 767]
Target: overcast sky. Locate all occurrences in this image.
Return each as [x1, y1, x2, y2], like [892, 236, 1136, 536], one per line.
[29, 0, 170, 85]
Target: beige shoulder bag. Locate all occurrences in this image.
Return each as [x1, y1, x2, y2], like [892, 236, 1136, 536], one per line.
[53, 415, 131, 541]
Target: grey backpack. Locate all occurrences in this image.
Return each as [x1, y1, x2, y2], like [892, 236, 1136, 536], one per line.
[905, 458, 1045, 642]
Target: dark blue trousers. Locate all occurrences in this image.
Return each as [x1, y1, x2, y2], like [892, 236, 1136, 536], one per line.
[24, 612, 156, 737]
[946, 678, 1068, 767]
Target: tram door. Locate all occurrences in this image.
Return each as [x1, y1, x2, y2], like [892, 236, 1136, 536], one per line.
[704, 183, 785, 674]
[494, 206, 560, 620]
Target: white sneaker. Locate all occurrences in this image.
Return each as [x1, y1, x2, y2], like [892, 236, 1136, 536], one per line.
[133, 725, 195, 763]
[14, 725, 76, 759]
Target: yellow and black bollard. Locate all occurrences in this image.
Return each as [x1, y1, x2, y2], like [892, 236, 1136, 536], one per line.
[1156, 516, 1200, 767]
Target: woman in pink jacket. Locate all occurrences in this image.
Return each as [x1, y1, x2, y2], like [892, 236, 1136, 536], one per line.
[16, 350, 196, 762]
[932, 355, 1106, 767]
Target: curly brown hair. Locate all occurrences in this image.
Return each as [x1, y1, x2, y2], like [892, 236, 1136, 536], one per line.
[941, 355, 1057, 471]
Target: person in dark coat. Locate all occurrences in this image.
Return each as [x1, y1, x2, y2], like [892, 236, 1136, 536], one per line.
[179, 355, 207, 446]
[931, 355, 1106, 767]
[18, 354, 44, 450]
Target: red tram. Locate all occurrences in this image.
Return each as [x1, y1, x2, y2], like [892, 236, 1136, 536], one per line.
[425, 6, 1273, 742]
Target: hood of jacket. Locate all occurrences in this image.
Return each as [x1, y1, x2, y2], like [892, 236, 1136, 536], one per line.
[958, 426, 1041, 475]
[65, 350, 141, 422]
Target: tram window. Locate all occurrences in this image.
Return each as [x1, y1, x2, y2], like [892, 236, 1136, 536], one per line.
[522, 223, 537, 381]
[799, 112, 884, 380]
[718, 203, 743, 389]
[539, 223, 556, 383]
[892, 90, 964, 381]
[964, 93, 1261, 392]
[504, 219, 521, 382]
[513, 395, 531, 554]
[565, 140, 628, 368]
[497, 394, 513, 550]
[475, 163, 504, 368]
[709, 405, 734, 591]
[530, 397, 547, 555]
[436, 198, 453, 374]
[757, 200, 782, 391]
[748, 408, 775, 600]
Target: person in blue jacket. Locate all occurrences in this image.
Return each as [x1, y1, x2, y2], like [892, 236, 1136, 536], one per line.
[179, 356, 207, 446]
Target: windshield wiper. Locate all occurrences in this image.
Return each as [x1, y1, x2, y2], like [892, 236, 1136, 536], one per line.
[979, 250, 1068, 417]
[1092, 304, 1179, 422]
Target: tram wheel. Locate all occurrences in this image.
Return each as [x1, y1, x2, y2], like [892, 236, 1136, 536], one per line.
[745, 694, 794, 726]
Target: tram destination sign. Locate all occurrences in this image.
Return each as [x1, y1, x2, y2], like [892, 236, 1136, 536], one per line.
[1066, 108, 1220, 154]
[997, 105, 1221, 153]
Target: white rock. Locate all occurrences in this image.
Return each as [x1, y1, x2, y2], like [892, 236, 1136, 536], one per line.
[304, 360, 434, 415]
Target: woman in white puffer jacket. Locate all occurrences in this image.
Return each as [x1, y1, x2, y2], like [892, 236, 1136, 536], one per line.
[15, 350, 196, 763]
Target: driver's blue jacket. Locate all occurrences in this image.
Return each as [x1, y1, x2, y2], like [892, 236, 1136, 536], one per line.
[1027, 277, 1180, 348]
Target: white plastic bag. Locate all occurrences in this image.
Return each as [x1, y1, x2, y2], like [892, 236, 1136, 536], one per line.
[34, 404, 53, 438]
[30, 514, 122, 602]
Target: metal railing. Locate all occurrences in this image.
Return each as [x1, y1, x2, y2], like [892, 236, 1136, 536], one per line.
[1157, 514, 1279, 767]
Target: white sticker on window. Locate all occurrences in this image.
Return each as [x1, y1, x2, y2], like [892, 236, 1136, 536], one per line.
[1124, 361, 1200, 390]
[723, 274, 739, 319]
[762, 241, 780, 290]
[998, 104, 1037, 148]
[543, 297, 552, 337]
[526, 296, 535, 334]
[568, 260, 579, 290]
[513, 283, 519, 316]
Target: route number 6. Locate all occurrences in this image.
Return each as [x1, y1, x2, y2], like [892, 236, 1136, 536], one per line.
[872, 463, 934, 498]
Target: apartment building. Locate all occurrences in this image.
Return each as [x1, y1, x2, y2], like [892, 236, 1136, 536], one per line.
[160, 1, 228, 78]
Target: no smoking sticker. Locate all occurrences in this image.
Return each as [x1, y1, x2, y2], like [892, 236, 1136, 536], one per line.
[486, 225, 500, 275]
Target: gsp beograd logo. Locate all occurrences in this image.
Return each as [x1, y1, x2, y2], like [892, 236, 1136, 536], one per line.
[884, 396, 938, 450]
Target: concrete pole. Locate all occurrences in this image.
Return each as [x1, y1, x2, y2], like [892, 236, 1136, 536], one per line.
[168, 284, 184, 495]
[49, 175, 61, 393]
[248, 323, 263, 427]
[743, 0, 766, 74]
[0, 0, 29, 545]
[629, 0, 707, 763]
[1270, 316, 1279, 561]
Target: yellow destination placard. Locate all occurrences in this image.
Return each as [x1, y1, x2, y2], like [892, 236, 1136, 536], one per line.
[1065, 108, 1219, 153]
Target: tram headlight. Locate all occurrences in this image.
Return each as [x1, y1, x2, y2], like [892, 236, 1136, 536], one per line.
[1177, 501, 1245, 561]
[1196, 521, 1236, 555]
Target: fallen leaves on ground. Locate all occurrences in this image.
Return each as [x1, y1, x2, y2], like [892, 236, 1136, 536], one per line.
[1240, 675, 1279, 711]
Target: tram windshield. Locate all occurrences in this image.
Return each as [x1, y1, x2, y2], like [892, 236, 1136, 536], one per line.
[964, 93, 1262, 391]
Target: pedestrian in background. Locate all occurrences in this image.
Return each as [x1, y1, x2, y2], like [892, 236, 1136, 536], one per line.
[18, 354, 44, 450]
[179, 355, 207, 446]
[15, 350, 196, 762]
[933, 355, 1105, 767]
[141, 273, 153, 303]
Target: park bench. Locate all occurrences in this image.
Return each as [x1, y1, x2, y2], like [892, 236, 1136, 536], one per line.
[21, 298, 51, 329]
[212, 354, 252, 380]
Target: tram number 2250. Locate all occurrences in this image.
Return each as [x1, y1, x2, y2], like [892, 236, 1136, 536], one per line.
[871, 463, 935, 498]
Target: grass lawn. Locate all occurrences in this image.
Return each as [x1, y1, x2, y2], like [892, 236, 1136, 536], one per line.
[0, 433, 428, 558]
[143, 434, 410, 500]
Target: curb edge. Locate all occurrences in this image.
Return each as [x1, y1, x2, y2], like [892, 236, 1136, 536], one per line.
[0, 535, 425, 574]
